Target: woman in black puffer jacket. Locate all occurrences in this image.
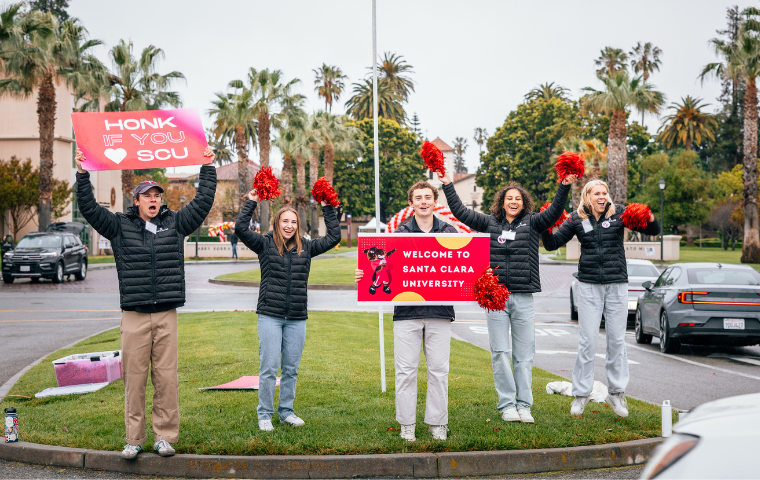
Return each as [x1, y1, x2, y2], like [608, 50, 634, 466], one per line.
[235, 189, 340, 432]
[441, 172, 574, 424]
[542, 179, 660, 419]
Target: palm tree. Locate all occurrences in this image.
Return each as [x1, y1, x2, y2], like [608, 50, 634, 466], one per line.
[104, 39, 185, 211]
[313, 64, 346, 113]
[205, 129, 233, 166]
[701, 7, 760, 263]
[555, 137, 607, 209]
[372, 52, 415, 100]
[346, 78, 405, 123]
[308, 112, 363, 183]
[525, 82, 570, 102]
[273, 100, 308, 206]
[0, 10, 107, 230]
[208, 88, 257, 211]
[630, 42, 663, 123]
[583, 71, 665, 203]
[453, 137, 468, 174]
[657, 96, 718, 151]
[595, 47, 629, 78]
[473, 127, 488, 155]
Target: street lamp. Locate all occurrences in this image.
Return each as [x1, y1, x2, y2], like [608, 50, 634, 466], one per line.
[659, 178, 666, 262]
[194, 179, 200, 259]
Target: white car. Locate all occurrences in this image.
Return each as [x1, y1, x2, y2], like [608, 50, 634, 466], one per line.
[640, 392, 760, 479]
[569, 259, 660, 325]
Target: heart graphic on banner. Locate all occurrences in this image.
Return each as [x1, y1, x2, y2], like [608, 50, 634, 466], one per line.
[104, 148, 127, 164]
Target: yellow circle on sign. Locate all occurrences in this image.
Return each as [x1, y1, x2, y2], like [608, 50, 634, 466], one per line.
[393, 291, 426, 301]
[436, 237, 472, 249]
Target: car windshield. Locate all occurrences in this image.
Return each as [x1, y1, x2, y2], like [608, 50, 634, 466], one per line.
[16, 235, 62, 249]
[687, 268, 760, 286]
[628, 265, 659, 277]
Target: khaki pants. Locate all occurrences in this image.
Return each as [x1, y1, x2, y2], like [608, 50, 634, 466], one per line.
[120, 309, 179, 445]
[394, 319, 451, 426]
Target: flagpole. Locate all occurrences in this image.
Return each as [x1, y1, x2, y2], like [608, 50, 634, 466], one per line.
[372, 0, 386, 393]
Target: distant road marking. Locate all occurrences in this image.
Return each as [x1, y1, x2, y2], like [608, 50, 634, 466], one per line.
[536, 350, 640, 365]
[0, 318, 120, 323]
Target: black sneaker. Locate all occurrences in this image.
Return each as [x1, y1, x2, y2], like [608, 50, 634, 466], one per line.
[383, 285, 391, 294]
[369, 285, 377, 294]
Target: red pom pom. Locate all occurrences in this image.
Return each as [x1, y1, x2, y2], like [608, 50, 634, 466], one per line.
[554, 151, 585, 183]
[620, 203, 652, 230]
[474, 267, 510, 312]
[539, 202, 570, 231]
[252, 167, 281, 201]
[420, 141, 446, 175]
[312, 177, 341, 207]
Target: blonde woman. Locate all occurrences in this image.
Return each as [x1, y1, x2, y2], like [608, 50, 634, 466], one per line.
[541, 180, 659, 418]
[235, 190, 341, 431]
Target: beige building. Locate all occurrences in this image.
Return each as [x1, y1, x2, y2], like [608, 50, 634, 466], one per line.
[0, 85, 122, 251]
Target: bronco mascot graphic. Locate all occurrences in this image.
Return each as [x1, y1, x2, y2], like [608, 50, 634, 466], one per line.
[363, 246, 397, 295]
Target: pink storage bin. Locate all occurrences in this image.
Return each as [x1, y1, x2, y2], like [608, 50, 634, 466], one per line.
[52, 350, 122, 387]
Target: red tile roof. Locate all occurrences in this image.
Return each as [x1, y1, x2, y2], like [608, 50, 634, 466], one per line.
[186, 160, 261, 182]
[453, 173, 474, 183]
[432, 137, 453, 152]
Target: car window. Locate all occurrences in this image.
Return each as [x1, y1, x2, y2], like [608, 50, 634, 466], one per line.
[74, 237, 82, 246]
[687, 268, 760, 286]
[654, 267, 672, 288]
[16, 235, 62, 249]
[63, 236, 72, 247]
[628, 264, 659, 277]
[664, 267, 681, 285]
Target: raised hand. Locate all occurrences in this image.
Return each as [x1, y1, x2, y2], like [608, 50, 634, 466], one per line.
[437, 170, 452, 185]
[75, 149, 87, 174]
[203, 147, 215, 165]
[354, 268, 364, 283]
[247, 189, 260, 203]
[562, 174, 577, 185]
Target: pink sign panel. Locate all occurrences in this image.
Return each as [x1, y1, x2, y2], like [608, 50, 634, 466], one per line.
[71, 108, 208, 171]
[358, 233, 491, 305]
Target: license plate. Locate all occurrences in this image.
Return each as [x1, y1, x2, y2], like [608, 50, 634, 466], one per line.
[724, 318, 745, 330]
[20, 266, 30, 272]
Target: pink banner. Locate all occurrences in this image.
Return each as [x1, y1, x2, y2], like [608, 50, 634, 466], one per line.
[71, 108, 208, 171]
[358, 233, 491, 305]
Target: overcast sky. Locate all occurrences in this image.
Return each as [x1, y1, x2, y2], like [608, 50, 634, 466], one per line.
[69, 0, 746, 175]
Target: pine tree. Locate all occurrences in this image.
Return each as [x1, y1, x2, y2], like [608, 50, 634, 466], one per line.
[410, 112, 422, 138]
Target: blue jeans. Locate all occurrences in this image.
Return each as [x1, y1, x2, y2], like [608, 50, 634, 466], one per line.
[256, 314, 306, 420]
[485, 293, 535, 411]
[231, 243, 238, 259]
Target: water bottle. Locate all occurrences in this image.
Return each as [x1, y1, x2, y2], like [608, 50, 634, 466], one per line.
[661, 400, 672, 438]
[4, 407, 18, 443]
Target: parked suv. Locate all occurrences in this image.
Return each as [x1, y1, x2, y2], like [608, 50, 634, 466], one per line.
[2, 232, 87, 284]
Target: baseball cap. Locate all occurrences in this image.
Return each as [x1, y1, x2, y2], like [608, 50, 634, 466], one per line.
[133, 180, 165, 198]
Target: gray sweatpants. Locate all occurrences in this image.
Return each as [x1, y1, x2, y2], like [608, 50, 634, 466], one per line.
[573, 282, 629, 396]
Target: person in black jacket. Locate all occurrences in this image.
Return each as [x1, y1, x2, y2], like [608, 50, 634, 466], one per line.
[441, 172, 575, 424]
[228, 230, 239, 260]
[542, 179, 660, 418]
[354, 180, 457, 442]
[75, 148, 217, 460]
[235, 188, 340, 432]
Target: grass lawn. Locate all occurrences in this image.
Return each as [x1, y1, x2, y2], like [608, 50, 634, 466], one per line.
[217, 257, 356, 285]
[88, 256, 250, 264]
[3, 312, 663, 455]
[321, 247, 358, 255]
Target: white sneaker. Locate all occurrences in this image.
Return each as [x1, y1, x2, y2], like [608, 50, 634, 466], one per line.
[153, 440, 175, 457]
[258, 419, 274, 431]
[281, 414, 305, 427]
[120, 444, 142, 460]
[400, 424, 416, 442]
[501, 407, 521, 422]
[606, 392, 629, 418]
[517, 408, 534, 424]
[570, 396, 590, 416]
[429, 425, 447, 440]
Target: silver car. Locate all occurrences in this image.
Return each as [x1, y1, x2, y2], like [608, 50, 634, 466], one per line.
[569, 259, 660, 325]
[634, 262, 760, 353]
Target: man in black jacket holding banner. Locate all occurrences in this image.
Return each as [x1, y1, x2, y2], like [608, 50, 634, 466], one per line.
[75, 147, 216, 459]
[355, 180, 456, 442]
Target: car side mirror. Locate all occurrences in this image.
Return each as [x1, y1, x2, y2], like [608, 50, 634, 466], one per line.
[572, 272, 578, 279]
[642, 280, 652, 291]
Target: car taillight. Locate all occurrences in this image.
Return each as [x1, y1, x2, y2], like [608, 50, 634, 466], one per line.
[677, 323, 697, 327]
[678, 292, 708, 303]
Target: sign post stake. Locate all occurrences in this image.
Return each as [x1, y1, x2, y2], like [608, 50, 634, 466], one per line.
[372, 0, 386, 393]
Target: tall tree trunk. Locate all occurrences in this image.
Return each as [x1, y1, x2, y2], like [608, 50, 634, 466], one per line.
[741, 77, 760, 263]
[295, 151, 307, 228]
[258, 112, 271, 233]
[309, 143, 320, 238]
[686, 224, 697, 247]
[685, 137, 692, 151]
[119, 100, 134, 213]
[37, 72, 56, 231]
[236, 126, 249, 212]
[323, 140, 335, 182]
[607, 109, 628, 204]
[282, 154, 293, 205]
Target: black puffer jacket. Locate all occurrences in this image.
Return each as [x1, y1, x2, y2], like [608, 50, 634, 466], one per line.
[541, 203, 661, 284]
[392, 216, 457, 322]
[76, 165, 217, 308]
[235, 200, 341, 320]
[443, 182, 570, 293]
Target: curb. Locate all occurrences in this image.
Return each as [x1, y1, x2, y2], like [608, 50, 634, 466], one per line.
[208, 278, 357, 291]
[89, 259, 259, 271]
[0, 438, 661, 478]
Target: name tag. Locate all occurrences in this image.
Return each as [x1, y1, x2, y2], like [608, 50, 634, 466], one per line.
[498, 230, 516, 243]
[145, 221, 157, 234]
[582, 219, 593, 233]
